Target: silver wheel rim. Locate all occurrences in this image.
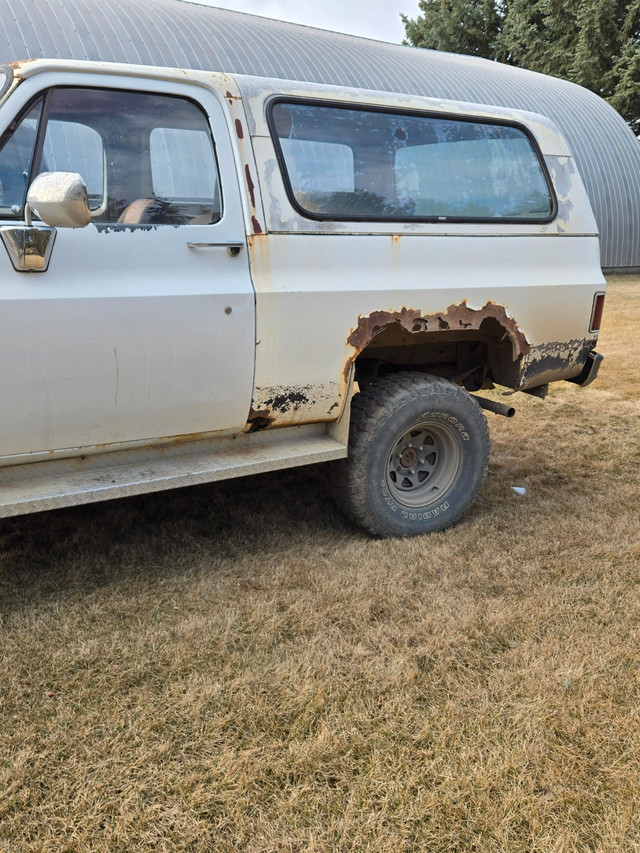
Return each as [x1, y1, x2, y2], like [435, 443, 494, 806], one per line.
[386, 420, 461, 509]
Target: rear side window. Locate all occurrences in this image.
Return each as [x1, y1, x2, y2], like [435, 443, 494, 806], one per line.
[270, 100, 555, 223]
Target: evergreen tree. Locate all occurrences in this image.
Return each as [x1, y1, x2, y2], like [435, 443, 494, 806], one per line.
[570, 0, 622, 93]
[402, 0, 503, 58]
[605, 0, 640, 132]
[496, 0, 578, 76]
[403, 0, 640, 134]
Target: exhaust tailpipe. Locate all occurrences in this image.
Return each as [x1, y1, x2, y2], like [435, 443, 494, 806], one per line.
[473, 395, 516, 418]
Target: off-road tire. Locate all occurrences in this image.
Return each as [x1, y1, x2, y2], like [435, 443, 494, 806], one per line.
[333, 373, 490, 537]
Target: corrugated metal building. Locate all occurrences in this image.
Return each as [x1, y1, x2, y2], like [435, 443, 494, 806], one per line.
[1, 0, 638, 269]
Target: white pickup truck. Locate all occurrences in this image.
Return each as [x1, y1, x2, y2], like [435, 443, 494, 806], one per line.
[0, 59, 605, 536]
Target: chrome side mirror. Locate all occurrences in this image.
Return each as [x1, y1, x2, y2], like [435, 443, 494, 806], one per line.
[27, 171, 91, 229]
[0, 172, 90, 272]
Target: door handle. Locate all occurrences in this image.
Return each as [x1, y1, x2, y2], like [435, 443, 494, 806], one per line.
[187, 241, 244, 256]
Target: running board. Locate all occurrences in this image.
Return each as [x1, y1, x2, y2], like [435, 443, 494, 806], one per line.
[0, 425, 347, 518]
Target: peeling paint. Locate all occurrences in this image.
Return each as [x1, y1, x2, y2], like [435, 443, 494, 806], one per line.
[556, 198, 574, 224]
[520, 337, 597, 388]
[263, 389, 310, 413]
[93, 223, 162, 234]
[247, 383, 340, 430]
[551, 156, 576, 198]
[546, 155, 582, 234]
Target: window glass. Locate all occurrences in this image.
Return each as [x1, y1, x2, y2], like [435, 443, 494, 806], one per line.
[0, 99, 42, 213]
[279, 139, 354, 194]
[0, 88, 221, 225]
[42, 120, 105, 210]
[271, 101, 554, 221]
[395, 129, 552, 218]
[150, 127, 218, 201]
[45, 88, 221, 225]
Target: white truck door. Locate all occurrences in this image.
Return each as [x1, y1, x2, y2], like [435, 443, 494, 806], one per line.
[0, 73, 254, 457]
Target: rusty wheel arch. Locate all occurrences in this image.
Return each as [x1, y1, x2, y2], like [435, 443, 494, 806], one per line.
[346, 301, 529, 389]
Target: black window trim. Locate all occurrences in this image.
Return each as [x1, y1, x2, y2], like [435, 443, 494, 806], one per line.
[267, 95, 559, 226]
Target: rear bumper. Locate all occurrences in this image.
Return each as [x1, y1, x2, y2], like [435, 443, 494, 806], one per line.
[567, 350, 603, 387]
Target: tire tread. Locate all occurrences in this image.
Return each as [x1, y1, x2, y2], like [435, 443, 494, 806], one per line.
[331, 373, 490, 537]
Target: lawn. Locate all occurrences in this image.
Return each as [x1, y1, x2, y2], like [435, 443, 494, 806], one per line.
[1, 275, 639, 852]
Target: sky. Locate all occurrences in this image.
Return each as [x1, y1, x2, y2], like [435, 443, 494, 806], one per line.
[182, 0, 417, 44]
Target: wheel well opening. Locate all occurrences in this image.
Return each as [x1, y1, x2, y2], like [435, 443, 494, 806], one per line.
[353, 319, 521, 391]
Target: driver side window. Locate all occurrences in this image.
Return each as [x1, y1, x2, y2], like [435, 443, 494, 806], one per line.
[0, 87, 222, 225]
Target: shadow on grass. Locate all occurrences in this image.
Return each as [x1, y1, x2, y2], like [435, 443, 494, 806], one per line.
[0, 463, 354, 608]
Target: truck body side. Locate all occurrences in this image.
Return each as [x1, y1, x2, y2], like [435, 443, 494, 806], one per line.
[0, 61, 605, 532]
[237, 75, 604, 430]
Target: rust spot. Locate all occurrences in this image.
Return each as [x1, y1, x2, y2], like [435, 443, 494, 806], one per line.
[235, 119, 244, 139]
[251, 215, 263, 234]
[157, 430, 218, 448]
[245, 165, 256, 209]
[345, 301, 530, 382]
[5, 59, 34, 82]
[246, 233, 272, 288]
[391, 234, 401, 244]
[7, 59, 35, 70]
[247, 406, 274, 432]
[94, 430, 223, 453]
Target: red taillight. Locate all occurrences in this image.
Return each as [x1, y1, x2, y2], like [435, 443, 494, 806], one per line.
[590, 292, 605, 333]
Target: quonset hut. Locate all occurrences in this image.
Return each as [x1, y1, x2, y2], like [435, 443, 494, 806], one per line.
[0, 0, 638, 269]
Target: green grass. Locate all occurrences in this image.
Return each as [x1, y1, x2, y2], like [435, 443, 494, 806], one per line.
[1, 276, 640, 852]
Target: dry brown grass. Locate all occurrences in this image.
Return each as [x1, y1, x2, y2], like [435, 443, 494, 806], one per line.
[2, 276, 640, 852]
